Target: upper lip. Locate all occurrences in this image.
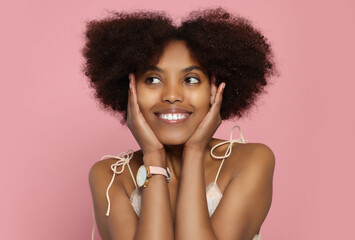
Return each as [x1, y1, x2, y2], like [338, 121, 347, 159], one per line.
[154, 108, 192, 115]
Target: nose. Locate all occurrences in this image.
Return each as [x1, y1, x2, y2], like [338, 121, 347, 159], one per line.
[161, 81, 184, 103]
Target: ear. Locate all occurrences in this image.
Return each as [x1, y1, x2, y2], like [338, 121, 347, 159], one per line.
[210, 74, 217, 106]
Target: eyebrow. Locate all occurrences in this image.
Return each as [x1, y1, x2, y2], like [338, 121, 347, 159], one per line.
[146, 65, 207, 74]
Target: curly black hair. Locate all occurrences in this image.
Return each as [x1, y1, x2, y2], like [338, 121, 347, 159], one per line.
[81, 8, 277, 125]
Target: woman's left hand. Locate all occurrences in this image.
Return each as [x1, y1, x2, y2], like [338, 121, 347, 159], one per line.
[184, 76, 226, 152]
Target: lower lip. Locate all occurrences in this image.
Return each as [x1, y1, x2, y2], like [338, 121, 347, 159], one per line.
[155, 114, 191, 124]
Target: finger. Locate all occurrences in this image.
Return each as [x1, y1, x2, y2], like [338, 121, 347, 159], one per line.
[210, 82, 225, 111]
[204, 84, 224, 126]
[127, 75, 132, 120]
[210, 75, 217, 105]
[129, 73, 141, 116]
[199, 82, 225, 128]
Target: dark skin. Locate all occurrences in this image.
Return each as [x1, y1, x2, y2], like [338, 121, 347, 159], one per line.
[89, 40, 275, 240]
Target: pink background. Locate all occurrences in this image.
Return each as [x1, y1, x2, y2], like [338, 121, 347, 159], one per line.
[1, 0, 354, 239]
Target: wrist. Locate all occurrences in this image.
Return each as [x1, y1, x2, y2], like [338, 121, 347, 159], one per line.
[182, 147, 205, 164]
[136, 165, 171, 188]
[143, 151, 166, 168]
[183, 145, 205, 155]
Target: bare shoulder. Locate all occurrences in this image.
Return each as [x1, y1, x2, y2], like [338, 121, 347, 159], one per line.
[209, 138, 275, 177]
[210, 142, 275, 238]
[89, 158, 124, 199]
[89, 150, 144, 192]
[228, 142, 276, 178]
[88, 150, 143, 239]
[89, 158, 120, 189]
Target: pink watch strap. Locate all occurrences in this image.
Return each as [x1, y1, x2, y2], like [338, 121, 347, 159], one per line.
[149, 166, 172, 183]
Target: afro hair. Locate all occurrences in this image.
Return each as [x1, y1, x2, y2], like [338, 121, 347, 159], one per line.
[81, 8, 277, 125]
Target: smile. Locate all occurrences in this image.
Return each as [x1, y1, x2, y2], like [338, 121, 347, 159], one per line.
[155, 113, 191, 124]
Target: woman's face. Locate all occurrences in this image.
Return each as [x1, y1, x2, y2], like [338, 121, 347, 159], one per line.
[135, 40, 215, 146]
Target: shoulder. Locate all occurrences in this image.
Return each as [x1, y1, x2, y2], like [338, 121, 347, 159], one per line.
[229, 142, 275, 178]
[207, 139, 275, 187]
[244, 142, 275, 167]
[228, 142, 275, 211]
[209, 138, 275, 177]
[88, 150, 144, 197]
[210, 143, 275, 237]
[88, 150, 142, 239]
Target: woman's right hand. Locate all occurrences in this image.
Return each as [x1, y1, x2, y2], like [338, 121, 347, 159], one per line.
[126, 73, 166, 165]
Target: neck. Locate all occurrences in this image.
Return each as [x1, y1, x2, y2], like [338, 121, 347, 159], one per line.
[163, 144, 185, 181]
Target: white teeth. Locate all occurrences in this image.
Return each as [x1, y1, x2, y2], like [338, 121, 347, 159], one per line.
[158, 113, 189, 120]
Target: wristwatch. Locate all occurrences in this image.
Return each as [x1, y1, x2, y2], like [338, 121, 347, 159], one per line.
[136, 165, 172, 188]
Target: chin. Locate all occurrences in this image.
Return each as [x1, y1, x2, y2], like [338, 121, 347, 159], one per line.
[159, 136, 190, 146]
[156, 130, 192, 146]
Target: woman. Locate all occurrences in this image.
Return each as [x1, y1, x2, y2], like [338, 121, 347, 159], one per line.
[82, 7, 276, 240]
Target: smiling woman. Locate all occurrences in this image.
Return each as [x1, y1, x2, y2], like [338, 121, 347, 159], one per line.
[82, 7, 277, 240]
[134, 40, 212, 146]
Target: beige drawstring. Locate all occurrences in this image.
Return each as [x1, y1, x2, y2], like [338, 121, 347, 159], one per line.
[210, 125, 248, 183]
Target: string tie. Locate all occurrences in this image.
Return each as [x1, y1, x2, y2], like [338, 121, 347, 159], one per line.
[210, 125, 248, 183]
[100, 149, 136, 216]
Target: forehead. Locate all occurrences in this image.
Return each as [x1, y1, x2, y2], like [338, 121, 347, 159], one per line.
[156, 40, 200, 67]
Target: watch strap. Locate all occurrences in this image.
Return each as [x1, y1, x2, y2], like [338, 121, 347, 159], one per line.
[148, 166, 172, 183]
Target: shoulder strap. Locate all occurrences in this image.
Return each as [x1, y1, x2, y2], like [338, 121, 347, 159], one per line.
[100, 149, 137, 216]
[210, 125, 248, 183]
[92, 206, 96, 240]
[214, 158, 226, 183]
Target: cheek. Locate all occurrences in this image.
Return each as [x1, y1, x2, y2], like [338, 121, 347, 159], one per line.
[136, 87, 157, 114]
[188, 89, 210, 113]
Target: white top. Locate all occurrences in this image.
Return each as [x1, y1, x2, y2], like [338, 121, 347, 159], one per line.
[91, 125, 261, 240]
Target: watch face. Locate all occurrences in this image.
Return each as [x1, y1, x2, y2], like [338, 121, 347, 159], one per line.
[137, 165, 147, 187]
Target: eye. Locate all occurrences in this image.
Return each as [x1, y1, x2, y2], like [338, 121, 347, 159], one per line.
[145, 77, 162, 85]
[185, 77, 200, 84]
